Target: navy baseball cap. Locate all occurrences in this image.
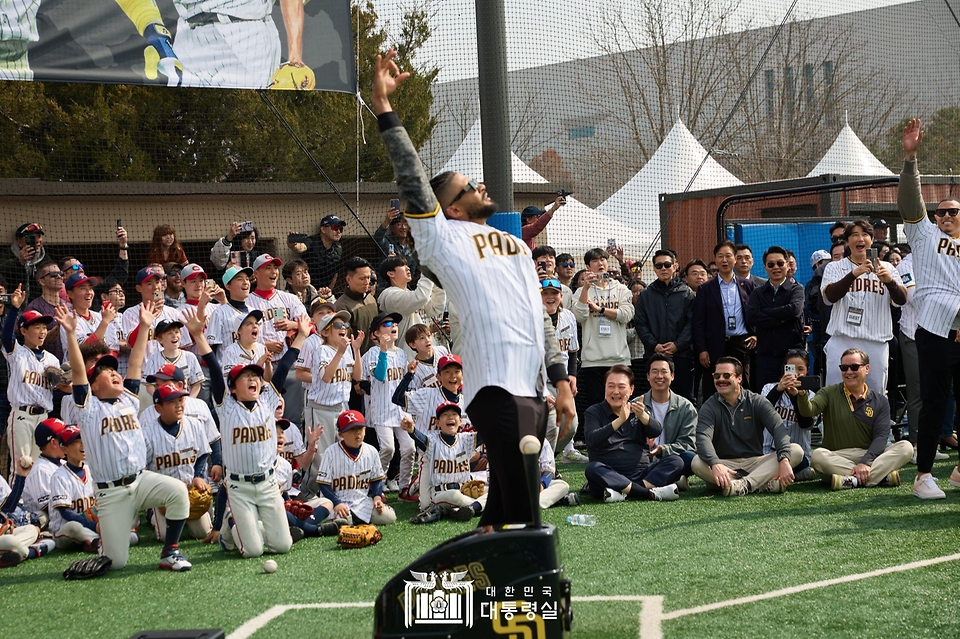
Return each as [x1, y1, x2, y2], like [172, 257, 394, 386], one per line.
[35, 418, 66, 448]
[154, 319, 184, 338]
[136, 266, 165, 285]
[16, 223, 43, 238]
[872, 219, 889, 228]
[522, 206, 544, 220]
[65, 273, 93, 291]
[146, 363, 186, 384]
[86, 354, 119, 380]
[240, 309, 264, 327]
[321, 215, 345, 229]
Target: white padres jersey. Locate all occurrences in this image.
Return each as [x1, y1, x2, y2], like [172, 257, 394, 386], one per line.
[405, 209, 546, 407]
[48, 464, 95, 535]
[103, 317, 129, 376]
[143, 350, 205, 386]
[173, 0, 274, 22]
[218, 383, 280, 475]
[4, 341, 58, 411]
[760, 384, 815, 459]
[0, 0, 40, 41]
[905, 212, 960, 337]
[280, 422, 306, 465]
[22, 456, 63, 512]
[404, 387, 469, 433]
[538, 439, 557, 475]
[219, 340, 267, 381]
[296, 333, 321, 390]
[205, 303, 253, 354]
[317, 441, 384, 523]
[60, 394, 79, 426]
[60, 310, 103, 357]
[245, 289, 306, 362]
[276, 456, 293, 493]
[409, 345, 449, 391]
[897, 254, 918, 340]
[75, 388, 146, 483]
[552, 308, 580, 369]
[361, 346, 408, 428]
[821, 258, 902, 342]
[422, 431, 476, 487]
[184, 396, 221, 444]
[121, 305, 192, 361]
[140, 410, 212, 483]
[300, 341, 354, 406]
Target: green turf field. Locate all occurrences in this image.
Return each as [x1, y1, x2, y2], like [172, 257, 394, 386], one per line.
[6, 456, 960, 639]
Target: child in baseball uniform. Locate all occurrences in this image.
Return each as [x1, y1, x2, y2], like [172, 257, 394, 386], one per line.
[59, 300, 193, 572]
[404, 324, 449, 391]
[142, 318, 205, 398]
[3, 285, 64, 468]
[22, 418, 66, 515]
[205, 266, 255, 358]
[218, 310, 271, 385]
[277, 425, 339, 538]
[48, 425, 100, 552]
[0, 457, 56, 568]
[122, 267, 193, 367]
[537, 439, 580, 509]
[317, 410, 396, 526]
[60, 273, 119, 358]
[359, 312, 413, 497]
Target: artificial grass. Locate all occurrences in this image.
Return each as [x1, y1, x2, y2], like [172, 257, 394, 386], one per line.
[3, 457, 959, 638]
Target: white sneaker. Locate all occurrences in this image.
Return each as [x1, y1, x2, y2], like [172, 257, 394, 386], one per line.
[385, 479, 400, 493]
[650, 484, 680, 501]
[913, 474, 946, 500]
[159, 550, 192, 572]
[758, 478, 785, 493]
[936, 450, 950, 461]
[722, 478, 749, 497]
[603, 488, 627, 503]
[949, 467, 960, 488]
[563, 449, 590, 463]
[130, 531, 140, 546]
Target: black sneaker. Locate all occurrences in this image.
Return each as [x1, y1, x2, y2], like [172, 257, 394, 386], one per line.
[0, 550, 22, 568]
[560, 492, 580, 506]
[318, 521, 340, 537]
[410, 504, 442, 525]
[440, 505, 474, 522]
[289, 526, 305, 543]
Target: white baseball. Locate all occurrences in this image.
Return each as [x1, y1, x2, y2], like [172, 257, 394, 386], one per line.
[519, 435, 540, 456]
[263, 559, 278, 573]
[19, 456, 33, 469]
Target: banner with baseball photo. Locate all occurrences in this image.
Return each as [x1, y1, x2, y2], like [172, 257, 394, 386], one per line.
[0, 0, 356, 92]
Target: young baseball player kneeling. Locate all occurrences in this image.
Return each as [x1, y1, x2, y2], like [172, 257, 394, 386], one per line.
[316, 410, 397, 526]
[48, 425, 100, 553]
[403, 403, 484, 524]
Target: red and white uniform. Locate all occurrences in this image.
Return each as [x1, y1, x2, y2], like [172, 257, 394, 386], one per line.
[121, 305, 192, 361]
[245, 289, 307, 362]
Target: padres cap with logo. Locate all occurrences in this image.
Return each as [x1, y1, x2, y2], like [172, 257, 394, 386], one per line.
[154, 382, 189, 404]
[65, 272, 93, 291]
[146, 363, 186, 384]
[59, 424, 82, 446]
[437, 353, 463, 371]
[435, 402, 462, 419]
[252, 254, 283, 270]
[222, 265, 254, 286]
[337, 409, 367, 432]
[228, 363, 265, 387]
[136, 266, 165, 285]
[19, 310, 54, 328]
[35, 418, 66, 448]
[180, 263, 207, 281]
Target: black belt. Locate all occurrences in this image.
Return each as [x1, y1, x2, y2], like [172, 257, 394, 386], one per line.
[96, 471, 141, 489]
[229, 468, 274, 484]
[433, 482, 461, 492]
[18, 405, 46, 415]
[725, 334, 749, 343]
[186, 12, 259, 27]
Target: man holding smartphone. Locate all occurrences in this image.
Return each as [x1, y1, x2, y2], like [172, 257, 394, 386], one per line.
[820, 220, 906, 392]
[287, 215, 344, 291]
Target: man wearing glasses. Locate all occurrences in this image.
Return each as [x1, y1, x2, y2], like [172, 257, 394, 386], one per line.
[372, 50, 575, 526]
[746, 246, 805, 389]
[0, 223, 52, 302]
[24, 261, 66, 362]
[555, 253, 577, 294]
[899, 118, 960, 500]
[635, 250, 696, 402]
[692, 356, 802, 496]
[798, 349, 911, 490]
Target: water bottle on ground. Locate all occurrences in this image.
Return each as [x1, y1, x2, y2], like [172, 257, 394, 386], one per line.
[566, 514, 596, 527]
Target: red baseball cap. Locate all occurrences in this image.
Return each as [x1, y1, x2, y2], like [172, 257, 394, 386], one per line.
[153, 382, 189, 404]
[35, 418, 66, 448]
[435, 402, 462, 419]
[228, 364, 264, 387]
[437, 354, 463, 371]
[146, 363, 186, 384]
[20, 310, 54, 328]
[86, 354, 119, 379]
[337, 410, 367, 433]
[59, 424, 82, 446]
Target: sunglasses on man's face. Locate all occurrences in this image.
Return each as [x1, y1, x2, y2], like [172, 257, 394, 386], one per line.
[559, 261, 575, 268]
[838, 363, 863, 372]
[713, 372, 735, 380]
[67, 263, 83, 272]
[380, 321, 398, 328]
[934, 208, 960, 217]
[654, 262, 673, 270]
[766, 260, 785, 268]
[450, 179, 479, 205]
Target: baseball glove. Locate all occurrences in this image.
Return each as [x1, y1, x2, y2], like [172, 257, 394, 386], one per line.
[460, 480, 486, 499]
[188, 488, 213, 521]
[83, 508, 99, 524]
[336, 524, 382, 549]
[63, 555, 112, 580]
[267, 62, 316, 91]
[0, 519, 13, 536]
[284, 499, 313, 521]
[44, 365, 70, 387]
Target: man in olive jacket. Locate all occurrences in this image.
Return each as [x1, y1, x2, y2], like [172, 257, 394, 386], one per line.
[640, 354, 697, 480]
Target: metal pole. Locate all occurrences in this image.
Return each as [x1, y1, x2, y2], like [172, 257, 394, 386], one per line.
[475, 0, 514, 213]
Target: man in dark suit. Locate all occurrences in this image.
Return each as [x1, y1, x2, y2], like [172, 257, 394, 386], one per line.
[693, 240, 756, 397]
[735, 244, 768, 288]
[746, 246, 806, 390]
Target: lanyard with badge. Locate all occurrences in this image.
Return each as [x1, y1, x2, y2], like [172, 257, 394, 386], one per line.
[595, 282, 612, 337]
[722, 280, 738, 331]
[846, 259, 867, 327]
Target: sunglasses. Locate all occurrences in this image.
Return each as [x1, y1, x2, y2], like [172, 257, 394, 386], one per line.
[838, 363, 863, 372]
[540, 279, 562, 291]
[559, 261, 575, 268]
[934, 208, 960, 217]
[713, 372, 735, 380]
[43, 271, 64, 279]
[66, 263, 83, 272]
[766, 260, 785, 268]
[450, 179, 479, 205]
[380, 321, 398, 328]
[330, 321, 350, 330]
[654, 262, 673, 270]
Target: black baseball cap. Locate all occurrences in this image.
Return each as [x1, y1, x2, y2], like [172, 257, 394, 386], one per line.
[369, 311, 402, 334]
[321, 215, 345, 229]
[522, 206, 544, 220]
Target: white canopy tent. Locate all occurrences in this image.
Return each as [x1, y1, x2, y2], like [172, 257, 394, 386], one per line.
[807, 118, 894, 177]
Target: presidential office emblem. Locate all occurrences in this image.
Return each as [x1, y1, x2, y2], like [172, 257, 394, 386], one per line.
[404, 570, 474, 628]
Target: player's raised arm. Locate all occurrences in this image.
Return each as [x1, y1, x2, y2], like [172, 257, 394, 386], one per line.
[898, 118, 929, 227]
[55, 305, 87, 387]
[127, 301, 156, 382]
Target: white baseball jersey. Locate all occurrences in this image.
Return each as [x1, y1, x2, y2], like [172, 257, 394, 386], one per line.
[22, 456, 63, 512]
[404, 387, 469, 433]
[299, 340, 354, 406]
[140, 409, 213, 483]
[48, 464, 95, 535]
[245, 289, 306, 362]
[173, 0, 274, 23]
[4, 341, 58, 411]
[75, 387, 146, 483]
[0, 0, 40, 42]
[409, 345, 449, 391]
[276, 456, 293, 493]
[219, 340, 267, 381]
[103, 316, 129, 376]
[121, 305, 192, 361]
[404, 208, 547, 407]
[360, 346, 408, 429]
[205, 303, 253, 354]
[821, 258, 903, 342]
[280, 422, 306, 465]
[760, 384, 815, 459]
[552, 308, 579, 369]
[422, 430, 476, 487]
[184, 396, 221, 445]
[317, 441, 384, 523]
[142, 349, 205, 387]
[60, 309, 103, 356]
[538, 439, 557, 476]
[904, 208, 960, 337]
[60, 395, 78, 426]
[218, 383, 280, 475]
[897, 254, 918, 340]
